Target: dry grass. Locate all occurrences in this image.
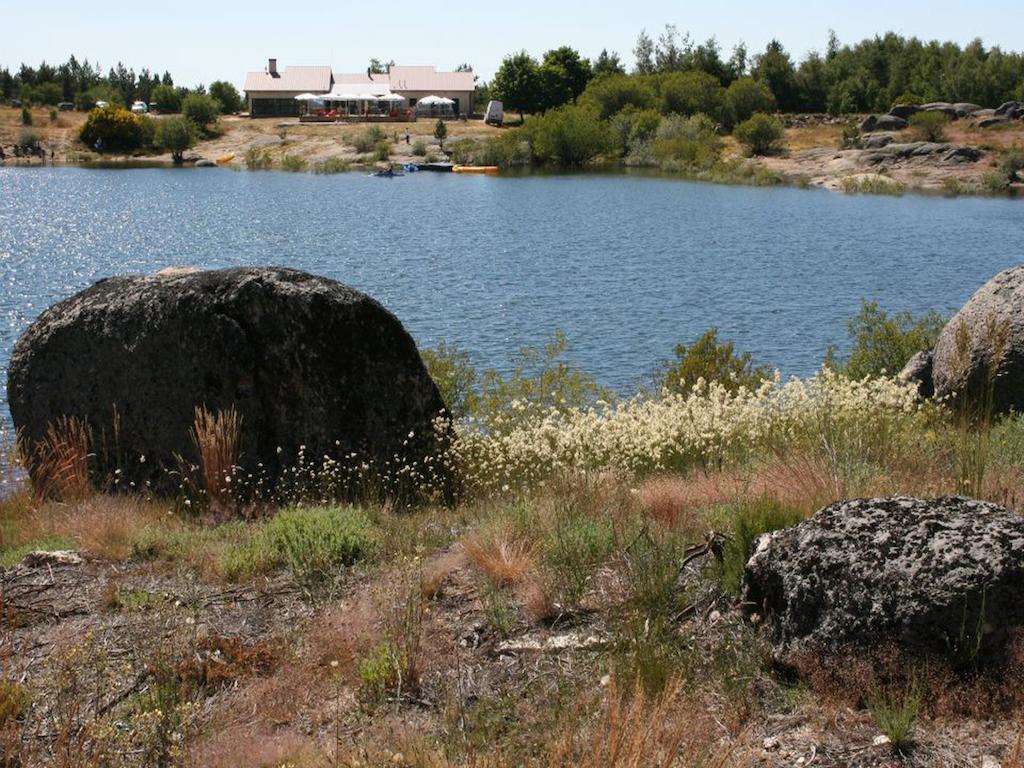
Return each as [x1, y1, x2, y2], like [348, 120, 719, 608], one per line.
[53, 494, 177, 560]
[463, 528, 535, 586]
[26, 416, 91, 501]
[191, 406, 242, 508]
[784, 122, 844, 152]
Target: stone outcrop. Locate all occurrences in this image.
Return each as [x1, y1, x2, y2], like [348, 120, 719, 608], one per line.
[8, 266, 455, 498]
[898, 350, 934, 398]
[743, 496, 1024, 662]
[932, 265, 1024, 414]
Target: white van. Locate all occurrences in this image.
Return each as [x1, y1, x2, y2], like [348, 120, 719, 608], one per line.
[131, 101, 148, 114]
[483, 100, 504, 126]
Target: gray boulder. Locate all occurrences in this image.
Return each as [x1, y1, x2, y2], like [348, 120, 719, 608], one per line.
[873, 114, 908, 131]
[933, 265, 1024, 414]
[978, 116, 1011, 129]
[194, 158, 217, 167]
[887, 104, 921, 120]
[921, 102, 958, 118]
[860, 133, 894, 149]
[898, 350, 934, 398]
[995, 101, 1023, 116]
[8, 267, 455, 499]
[953, 102, 983, 117]
[941, 146, 983, 163]
[743, 496, 1024, 662]
[859, 115, 878, 133]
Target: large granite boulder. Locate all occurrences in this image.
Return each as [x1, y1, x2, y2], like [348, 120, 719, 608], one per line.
[933, 265, 1024, 414]
[898, 350, 934, 398]
[887, 104, 921, 120]
[8, 267, 454, 498]
[743, 496, 1024, 662]
[873, 114, 908, 131]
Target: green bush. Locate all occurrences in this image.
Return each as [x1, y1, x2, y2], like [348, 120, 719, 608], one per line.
[660, 327, 771, 395]
[154, 116, 197, 163]
[829, 300, 946, 380]
[840, 121, 862, 149]
[892, 93, 925, 106]
[651, 113, 722, 171]
[724, 77, 777, 127]
[244, 147, 273, 170]
[21, 82, 62, 106]
[223, 505, 376, 583]
[181, 93, 220, 130]
[280, 153, 307, 172]
[433, 119, 448, 148]
[150, 84, 181, 113]
[609, 106, 662, 157]
[523, 104, 611, 165]
[16, 127, 40, 151]
[420, 341, 479, 420]
[733, 112, 785, 156]
[839, 175, 905, 195]
[908, 110, 949, 142]
[718, 500, 804, 596]
[48, 107, 58, 123]
[312, 157, 351, 174]
[20, 107, 31, 126]
[870, 686, 920, 752]
[373, 141, 390, 161]
[997, 149, 1024, 183]
[208, 80, 242, 113]
[659, 70, 726, 122]
[349, 126, 387, 153]
[579, 73, 656, 119]
[411, 138, 428, 156]
[541, 502, 616, 607]
[79, 105, 148, 152]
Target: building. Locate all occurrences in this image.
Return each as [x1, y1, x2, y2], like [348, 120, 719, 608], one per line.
[243, 59, 475, 118]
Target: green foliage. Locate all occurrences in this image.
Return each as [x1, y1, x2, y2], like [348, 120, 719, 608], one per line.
[349, 125, 386, 153]
[840, 121, 862, 149]
[717, 500, 803, 596]
[243, 147, 273, 170]
[207, 80, 242, 113]
[372, 142, 390, 162]
[651, 113, 722, 171]
[48, 107, 58, 123]
[150, 84, 181, 113]
[725, 77, 776, 127]
[433, 119, 448, 147]
[20, 106, 31, 125]
[733, 112, 785, 156]
[22, 81, 63, 105]
[870, 686, 920, 752]
[660, 327, 771, 395]
[996, 149, 1024, 184]
[659, 70, 726, 121]
[579, 74, 657, 119]
[358, 641, 403, 704]
[609, 106, 662, 157]
[154, 116, 196, 163]
[421, 341, 479, 420]
[523, 104, 611, 165]
[16, 127, 40, 151]
[839, 175, 906, 195]
[181, 93, 219, 129]
[411, 138, 428, 156]
[538, 45, 592, 110]
[223, 505, 376, 584]
[491, 51, 542, 118]
[892, 92, 925, 106]
[0, 680, 30, 727]
[280, 153, 308, 172]
[312, 157, 351, 174]
[832, 300, 946, 380]
[908, 110, 949, 142]
[541, 502, 616, 606]
[79, 105, 148, 151]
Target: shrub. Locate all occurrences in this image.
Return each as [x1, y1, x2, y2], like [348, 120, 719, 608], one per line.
[420, 341, 479, 420]
[150, 84, 181, 113]
[660, 327, 771, 395]
[579, 73, 657, 119]
[651, 113, 722, 171]
[280, 153, 307, 172]
[717, 500, 804, 596]
[20, 106, 31, 125]
[411, 138, 428, 156]
[829, 300, 946, 380]
[839, 175, 905, 195]
[997, 149, 1024, 183]
[16, 127, 40, 151]
[312, 157, 351, 174]
[243, 147, 273, 170]
[909, 110, 949, 142]
[541, 500, 616, 606]
[48, 107, 58, 123]
[892, 93, 925, 107]
[349, 126, 386, 153]
[181, 93, 220, 129]
[79, 105, 147, 152]
[733, 112, 785, 156]
[433, 119, 448, 148]
[154, 116, 197, 163]
[373, 142, 390, 162]
[840, 122, 861, 149]
[724, 77, 776, 128]
[524, 104, 611, 165]
[0, 680, 29, 727]
[610, 106, 661, 157]
[870, 686, 920, 752]
[660, 71, 726, 123]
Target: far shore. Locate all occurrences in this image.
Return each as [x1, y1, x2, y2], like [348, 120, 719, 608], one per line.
[2, 106, 1022, 196]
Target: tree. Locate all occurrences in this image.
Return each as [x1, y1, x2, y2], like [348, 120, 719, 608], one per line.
[538, 46, 592, 110]
[181, 93, 220, 129]
[79, 105, 147, 151]
[579, 74, 656, 119]
[724, 77, 776, 127]
[733, 112, 785, 155]
[368, 58, 394, 74]
[150, 84, 181, 113]
[433, 119, 447, 149]
[208, 81, 242, 113]
[633, 30, 655, 75]
[491, 51, 541, 120]
[833, 300, 946, 380]
[660, 327, 771, 395]
[659, 71, 726, 122]
[155, 116, 196, 163]
[752, 40, 799, 111]
[523, 104, 611, 165]
[592, 49, 625, 78]
[21, 82, 62, 105]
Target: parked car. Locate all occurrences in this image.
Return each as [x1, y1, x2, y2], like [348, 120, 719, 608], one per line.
[131, 101, 148, 114]
[95, 100, 110, 108]
[10, 98, 21, 108]
[483, 100, 504, 126]
[58, 102, 74, 111]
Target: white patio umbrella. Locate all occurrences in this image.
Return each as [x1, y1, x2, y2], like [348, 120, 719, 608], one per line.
[379, 93, 405, 102]
[293, 93, 323, 101]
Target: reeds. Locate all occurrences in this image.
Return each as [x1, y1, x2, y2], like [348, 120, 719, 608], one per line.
[191, 406, 242, 508]
[27, 416, 91, 502]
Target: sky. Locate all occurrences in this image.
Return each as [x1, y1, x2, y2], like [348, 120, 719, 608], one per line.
[6, 0, 1024, 89]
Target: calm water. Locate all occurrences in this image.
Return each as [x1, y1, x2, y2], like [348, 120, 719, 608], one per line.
[1, 166, 1022, 418]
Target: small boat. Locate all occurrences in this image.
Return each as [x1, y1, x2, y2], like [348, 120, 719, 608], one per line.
[371, 168, 404, 178]
[453, 165, 499, 175]
[216, 153, 235, 165]
[402, 163, 419, 173]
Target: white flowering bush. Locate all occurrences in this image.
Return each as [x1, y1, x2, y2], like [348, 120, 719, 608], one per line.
[452, 370, 931, 496]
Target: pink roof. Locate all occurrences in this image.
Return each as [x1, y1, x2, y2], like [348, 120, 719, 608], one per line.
[331, 72, 390, 85]
[244, 66, 332, 93]
[388, 66, 474, 92]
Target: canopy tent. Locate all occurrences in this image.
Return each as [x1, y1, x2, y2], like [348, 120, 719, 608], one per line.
[379, 93, 406, 103]
[415, 94, 455, 116]
[293, 93, 324, 101]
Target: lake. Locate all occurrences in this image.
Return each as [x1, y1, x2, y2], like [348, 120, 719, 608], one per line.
[1, 166, 1022, 419]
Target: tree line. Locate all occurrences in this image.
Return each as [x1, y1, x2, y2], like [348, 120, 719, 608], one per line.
[489, 29, 1024, 119]
[0, 55, 243, 114]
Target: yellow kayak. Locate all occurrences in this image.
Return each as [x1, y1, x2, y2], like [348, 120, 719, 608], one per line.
[216, 153, 235, 165]
[453, 165, 498, 175]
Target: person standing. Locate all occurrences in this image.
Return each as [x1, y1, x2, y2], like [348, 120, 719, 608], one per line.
[404, 128, 411, 145]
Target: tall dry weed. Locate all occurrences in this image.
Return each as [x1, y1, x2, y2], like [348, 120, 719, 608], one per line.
[191, 406, 242, 507]
[27, 416, 91, 501]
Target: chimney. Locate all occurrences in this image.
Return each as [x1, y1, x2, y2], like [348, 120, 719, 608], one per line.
[268, 58, 278, 77]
